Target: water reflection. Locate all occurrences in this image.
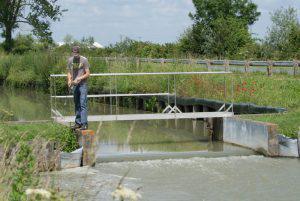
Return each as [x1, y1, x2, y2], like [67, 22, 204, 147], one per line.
[0, 87, 50, 120]
[0, 88, 255, 161]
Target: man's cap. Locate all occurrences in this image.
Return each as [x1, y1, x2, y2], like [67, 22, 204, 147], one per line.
[72, 46, 80, 53]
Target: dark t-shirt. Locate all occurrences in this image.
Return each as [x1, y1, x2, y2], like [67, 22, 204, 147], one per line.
[67, 56, 90, 85]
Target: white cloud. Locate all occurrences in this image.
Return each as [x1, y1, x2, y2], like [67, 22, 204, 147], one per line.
[91, 7, 102, 16]
[65, 0, 88, 4]
[52, 0, 300, 45]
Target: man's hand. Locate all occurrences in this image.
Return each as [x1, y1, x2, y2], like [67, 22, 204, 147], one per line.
[73, 77, 81, 85]
[68, 79, 73, 88]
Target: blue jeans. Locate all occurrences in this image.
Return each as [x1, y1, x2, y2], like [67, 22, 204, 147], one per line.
[73, 84, 88, 125]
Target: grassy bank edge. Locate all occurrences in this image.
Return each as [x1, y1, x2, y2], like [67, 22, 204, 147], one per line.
[0, 122, 78, 152]
[239, 109, 300, 138]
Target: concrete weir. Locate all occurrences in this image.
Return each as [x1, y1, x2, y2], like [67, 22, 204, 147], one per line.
[213, 117, 300, 157]
[214, 117, 279, 156]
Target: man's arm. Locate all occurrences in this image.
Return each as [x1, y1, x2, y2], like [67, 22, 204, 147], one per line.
[67, 70, 73, 88]
[76, 68, 90, 82]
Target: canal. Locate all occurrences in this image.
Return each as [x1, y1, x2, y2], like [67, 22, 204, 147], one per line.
[1, 87, 300, 201]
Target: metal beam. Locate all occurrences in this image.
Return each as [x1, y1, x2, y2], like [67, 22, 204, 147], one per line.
[50, 71, 232, 77]
[51, 93, 173, 99]
[54, 112, 234, 123]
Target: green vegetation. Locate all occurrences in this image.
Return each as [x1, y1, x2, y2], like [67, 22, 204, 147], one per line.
[0, 0, 64, 52]
[0, 122, 77, 200]
[180, 0, 260, 57]
[265, 7, 300, 59]
[0, 122, 78, 152]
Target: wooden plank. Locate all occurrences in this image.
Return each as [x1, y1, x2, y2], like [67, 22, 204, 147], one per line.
[54, 112, 234, 123]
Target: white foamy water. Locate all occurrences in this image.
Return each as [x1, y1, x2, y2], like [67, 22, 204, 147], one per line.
[53, 156, 300, 201]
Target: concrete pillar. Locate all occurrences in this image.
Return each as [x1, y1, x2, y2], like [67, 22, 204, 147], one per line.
[81, 130, 96, 167]
[223, 118, 279, 156]
[212, 118, 223, 141]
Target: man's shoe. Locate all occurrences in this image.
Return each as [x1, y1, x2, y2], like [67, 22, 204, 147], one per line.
[80, 124, 88, 130]
[71, 123, 81, 130]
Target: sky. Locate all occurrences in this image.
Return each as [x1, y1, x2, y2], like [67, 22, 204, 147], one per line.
[19, 0, 300, 46]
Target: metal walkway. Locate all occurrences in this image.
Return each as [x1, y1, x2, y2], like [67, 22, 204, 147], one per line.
[54, 112, 234, 123]
[50, 71, 234, 123]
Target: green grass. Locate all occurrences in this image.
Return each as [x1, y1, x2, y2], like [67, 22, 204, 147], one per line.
[0, 122, 78, 152]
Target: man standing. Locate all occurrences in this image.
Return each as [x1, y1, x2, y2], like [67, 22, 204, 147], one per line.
[67, 46, 90, 130]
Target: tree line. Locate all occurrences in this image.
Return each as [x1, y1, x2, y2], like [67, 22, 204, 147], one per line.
[0, 0, 299, 60]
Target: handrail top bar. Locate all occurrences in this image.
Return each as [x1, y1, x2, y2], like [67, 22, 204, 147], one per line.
[50, 71, 232, 77]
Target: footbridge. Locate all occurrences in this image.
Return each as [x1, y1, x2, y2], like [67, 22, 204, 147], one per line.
[50, 71, 234, 124]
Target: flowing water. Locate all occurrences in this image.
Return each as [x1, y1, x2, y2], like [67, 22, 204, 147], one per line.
[1, 87, 300, 201]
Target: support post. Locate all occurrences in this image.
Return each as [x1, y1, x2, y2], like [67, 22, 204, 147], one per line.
[224, 60, 229, 72]
[245, 60, 250, 73]
[293, 60, 299, 77]
[206, 59, 211, 71]
[267, 60, 273, 76]
[136, 58, 141, 69]
[81, 130, 96, 167]
[298, 127, 300, 158]
[161, 58, 165, 66]
[189, 58, 193, 67]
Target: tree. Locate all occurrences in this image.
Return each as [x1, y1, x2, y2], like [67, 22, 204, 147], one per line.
[210, 17, 252, 57]
[265, 7, 300, 59]
[180, 0, 260, 57]
[12, 34, 34, 54]
[0, 0, 64, 52]
[190, 0, 260, 26]
[81, 36, 95, 47]
[287, 25, 300, 59]
[63, 34, 74, 45]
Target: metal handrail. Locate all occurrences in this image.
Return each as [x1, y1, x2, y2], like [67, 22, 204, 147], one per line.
[50, 71, 232, 77]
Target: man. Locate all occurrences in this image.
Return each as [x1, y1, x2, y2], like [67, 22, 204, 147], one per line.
[67, 46, 90, 130]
